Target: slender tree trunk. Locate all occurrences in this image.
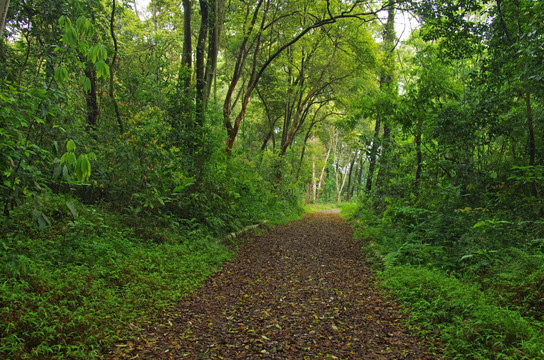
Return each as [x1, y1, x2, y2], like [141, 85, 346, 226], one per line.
[335, 160, 350, 203]
[376, 123, 390, 189]
[332, 131, 349, 203]
[109, 0, 123, 133]
[223, 0, 265, 154]
[282, 60, 293, 149]
[179, 0, 192, 126]
[414, 116, 423, 196]
[356, 155, 364, 196]
[195, 0, 209, 127]
[296, 126, 313, 180]
[256, 86, 277, 151]
[132, 0, 140, 20]
[345, 152, 357, 201]
[312, 159, 317, 202]
[366, 118, 380, 192]
[17, 31, 31, 85]
[316, 131, 333, 201]
[375, 6, 396, 191]
[524, 86, 540, 213]
[0, 0, 9, 37]
[204, 0, 224, 105]
[525, 87, 535, 168]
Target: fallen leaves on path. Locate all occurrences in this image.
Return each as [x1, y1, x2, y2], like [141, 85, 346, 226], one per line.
[107, 211, 442, 359]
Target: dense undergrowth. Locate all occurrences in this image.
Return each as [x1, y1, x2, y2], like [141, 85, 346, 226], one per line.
[0, 190, 302, 360]
[0, 100, 304, 359]
[345, 194, 544, 359]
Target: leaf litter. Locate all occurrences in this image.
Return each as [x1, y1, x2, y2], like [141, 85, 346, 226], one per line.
[107, 211, 443, 359]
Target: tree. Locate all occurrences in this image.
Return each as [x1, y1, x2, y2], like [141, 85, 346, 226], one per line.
[222, 0, 387, 154]
[0, 0, 9, 37]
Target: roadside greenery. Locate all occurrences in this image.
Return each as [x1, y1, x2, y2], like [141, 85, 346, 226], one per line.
[342, 1, 544, 358]
[0, 174, 302, 359]
[349, 197, 544, 359]
[1, 198, 232, 358]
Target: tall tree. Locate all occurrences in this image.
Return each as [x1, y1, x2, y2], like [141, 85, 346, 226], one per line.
[109, 0, 123, 133]
[375, 5, 397, 192]
[223, 0, 386, 154]
[0, 0, 8, 37]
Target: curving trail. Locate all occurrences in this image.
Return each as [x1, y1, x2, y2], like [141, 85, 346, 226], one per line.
[108, 210, 442, 359]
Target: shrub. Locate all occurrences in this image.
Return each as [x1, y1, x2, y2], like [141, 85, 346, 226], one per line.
[383, 266, 544, 359]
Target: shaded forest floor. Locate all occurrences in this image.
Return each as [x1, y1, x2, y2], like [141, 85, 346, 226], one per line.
[107, 211, 442, 359]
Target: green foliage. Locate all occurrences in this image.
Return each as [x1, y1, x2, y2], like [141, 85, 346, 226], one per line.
[54, 139, 96, 183]
[0, 83, 59, 216]
[382, 266, 544, 359]
[351, 189, 544, 358]
[0, 196, 232, 359]
[56, 15, 110, 84]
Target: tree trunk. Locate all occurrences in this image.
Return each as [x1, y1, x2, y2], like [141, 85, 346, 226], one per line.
[256, 86, 278, 152]
[0, 0, 9, 37]
[345, 152, 357, 201]
[525, 87, 535, 168]
[179, 0, 192, 127]
[306, 182, 312, 204]
[296, 126, 313, 180]
[204, 0, 224, 104]
[525, 86, 540, 212]
[282, 59, 293, 149]
[414, 116, 423, 196]
[109, 0, 123, 133]
[312, 159, 317, 202]
[356, 154, 365, 196]
[316, 131, 333, 201]
[375, 6, 396, 191]
[195, 0, 209, 127]
[375, 123, 390, 189]
[365, 118, 380, 192]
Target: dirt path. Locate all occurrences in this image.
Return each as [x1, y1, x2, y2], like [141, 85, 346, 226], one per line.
[108, 211, 441, 359]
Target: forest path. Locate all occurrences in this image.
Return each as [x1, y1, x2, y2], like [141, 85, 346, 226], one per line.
[108, 211, 441, 359]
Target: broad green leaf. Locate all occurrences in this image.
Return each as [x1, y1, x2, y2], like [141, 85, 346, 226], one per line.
[54, 67, 68, 84]
[66, 140, 76, 152]
[62, 165, 70, 181]
[76, 16, 86, 34]
[53, 164, 62, 179]
[472, 221, 487, 228]
[30, 88, 47, 100]
[84, 77, 91, 92]
[66, 152, 77, 166]
[64, 26, 78, 47]
[95, 61, 110, 79]
[98, 45, 108, 61]
[76, 154, 91, 182]
[66, 201, 79, 219]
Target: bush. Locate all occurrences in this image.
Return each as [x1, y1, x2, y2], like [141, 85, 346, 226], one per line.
[0, 197, 232, 359]
[350, 190, 544, 359]
[382, 266, 544, 359]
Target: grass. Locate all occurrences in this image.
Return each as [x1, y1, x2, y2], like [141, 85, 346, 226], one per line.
[0, 201, 233, 359]
[0, 189, 306, 359]
[303, 201, 358, 215]
[346, 207, 544, 360]
[382, 266, 544, 359]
